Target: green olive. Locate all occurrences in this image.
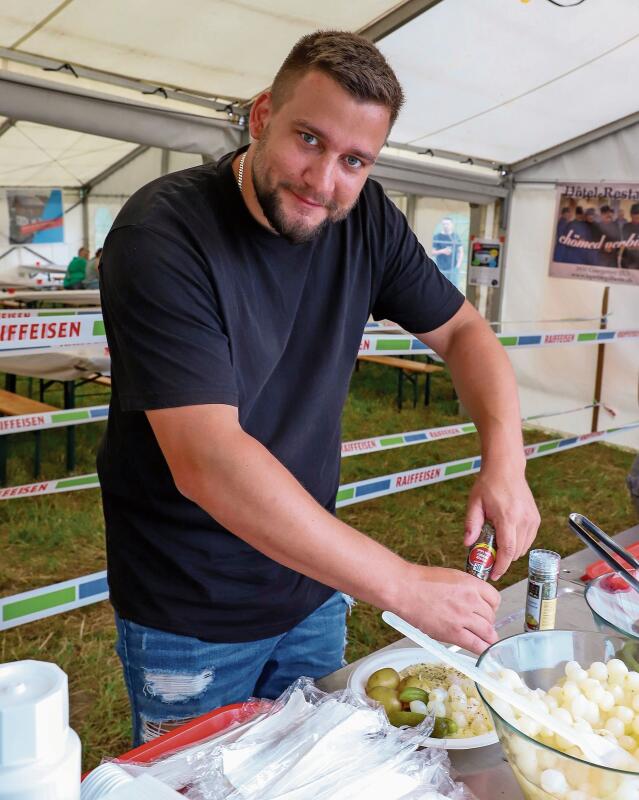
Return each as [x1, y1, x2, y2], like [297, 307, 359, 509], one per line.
[387, 710, 427, 728]
[366, 667, 400, 692]
[398, 675, 429, 692]
[398, 687, 429, 704]
[432, 717, 458, 738]
[367, 686, 402, 714]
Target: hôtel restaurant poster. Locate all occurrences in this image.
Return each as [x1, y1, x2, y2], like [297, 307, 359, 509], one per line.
[549, 182, 639, 286]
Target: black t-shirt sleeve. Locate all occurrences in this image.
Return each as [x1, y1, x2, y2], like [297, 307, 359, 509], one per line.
[371, 194, 465, 333]
[101, 224, 238, 411]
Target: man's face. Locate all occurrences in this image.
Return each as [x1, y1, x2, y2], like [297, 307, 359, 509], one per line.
[632, 213, 639, 224]
[441, 219, 454, 235]
[79, 248, 89, 259]
[250, 70, 391, 244]
[602, 210, 614, 223]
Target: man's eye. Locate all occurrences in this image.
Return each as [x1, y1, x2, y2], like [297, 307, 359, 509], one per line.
[345, 155, 363, 169]
[301, 132, 318, 146]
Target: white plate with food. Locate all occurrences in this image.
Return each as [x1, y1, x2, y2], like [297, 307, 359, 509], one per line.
[347, 647, 498, 749]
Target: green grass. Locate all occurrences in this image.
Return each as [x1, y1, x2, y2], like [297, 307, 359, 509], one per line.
[0, 366, 636, 769]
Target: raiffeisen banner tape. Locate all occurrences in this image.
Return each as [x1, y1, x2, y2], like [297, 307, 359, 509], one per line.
[0, 660, 81, 799]
[0, 313, 104, 352]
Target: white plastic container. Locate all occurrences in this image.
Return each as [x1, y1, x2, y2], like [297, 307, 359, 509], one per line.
[0, 660, 81, 800]
[81, 764, 184, 799]
[80, 763, 134, 799]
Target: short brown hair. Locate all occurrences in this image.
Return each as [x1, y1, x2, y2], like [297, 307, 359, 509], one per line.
[271, 30, 404, 128]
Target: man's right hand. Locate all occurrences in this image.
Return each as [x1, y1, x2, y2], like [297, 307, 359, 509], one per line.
[148, 405, 500, 656]
[396, 565, 500, 654]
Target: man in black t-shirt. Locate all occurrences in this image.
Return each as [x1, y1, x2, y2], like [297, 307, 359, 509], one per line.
[99, 31, 539, 746]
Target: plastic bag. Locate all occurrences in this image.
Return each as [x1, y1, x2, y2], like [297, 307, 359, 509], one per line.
[87, 678, 476, 800]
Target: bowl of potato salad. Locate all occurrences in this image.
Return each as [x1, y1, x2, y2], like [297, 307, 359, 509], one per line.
[347, 647, 497, 749]
[476, 629, 639, 800]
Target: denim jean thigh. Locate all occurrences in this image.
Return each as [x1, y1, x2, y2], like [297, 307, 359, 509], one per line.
[114, 613, 278, 746]
[254, 591, 352, 700]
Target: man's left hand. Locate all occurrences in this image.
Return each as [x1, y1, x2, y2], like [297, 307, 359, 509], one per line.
[463, 467, 540, 581]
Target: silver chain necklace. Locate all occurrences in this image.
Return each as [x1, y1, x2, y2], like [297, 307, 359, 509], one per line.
[237, 152, 247, 192]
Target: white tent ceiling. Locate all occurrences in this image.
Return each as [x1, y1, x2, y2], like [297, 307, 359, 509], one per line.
[0, 0, 637, 187]
[380, 0, 639, 165]
[0, 120, 139, 187]
[1, 0, 406, 101]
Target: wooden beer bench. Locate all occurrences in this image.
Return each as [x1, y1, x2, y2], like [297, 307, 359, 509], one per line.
[0, 389, 59, 485]
[357, 355, 444, 410]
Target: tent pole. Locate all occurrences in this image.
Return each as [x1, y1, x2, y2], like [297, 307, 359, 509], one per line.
[81, 188, 90, 250]
[591, 286, 610, 433]
[466, 203, 484, 312]
[405, 194, 416, 230]
[161, 149, 170, 176]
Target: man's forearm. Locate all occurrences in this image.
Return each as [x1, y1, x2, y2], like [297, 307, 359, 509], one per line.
[418, 302, 539, 575]
[175, 426, 410, 612]
[147, 402, 503, 652]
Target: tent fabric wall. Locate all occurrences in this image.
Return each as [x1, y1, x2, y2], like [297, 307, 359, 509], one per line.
[504, 130, 639, 449]
[515, 122, 639, 184]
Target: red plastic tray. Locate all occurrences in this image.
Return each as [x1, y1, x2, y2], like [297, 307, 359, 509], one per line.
[581, 541, 639, 582]
[82, 700, 264, 780]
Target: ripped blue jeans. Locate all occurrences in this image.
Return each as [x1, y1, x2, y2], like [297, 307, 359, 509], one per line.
[114, 591, 353, 746]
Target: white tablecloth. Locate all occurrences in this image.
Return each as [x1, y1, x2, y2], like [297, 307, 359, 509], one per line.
[0, 289, 100, 306]
[0, 344, 110, 381]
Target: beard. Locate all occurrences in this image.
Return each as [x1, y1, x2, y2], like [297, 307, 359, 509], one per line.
[251, 135, 355, 245]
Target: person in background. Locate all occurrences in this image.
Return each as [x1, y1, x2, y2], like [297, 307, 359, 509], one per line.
[615, 208, 628, 235]
[431, 217, 464, 287]
[559, 206, 587, 264]
[553, 206, 573, 262]
[621, 203, 639, 270]
[84, 248, 102, 289]
[597, 205, 621, 268]
[579, 207, 601, 266]
[99, 30, 539, 747]
[63, 246, 89, 289]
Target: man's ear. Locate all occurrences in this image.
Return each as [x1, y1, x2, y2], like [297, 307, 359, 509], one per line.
[249, 91, 273, 140]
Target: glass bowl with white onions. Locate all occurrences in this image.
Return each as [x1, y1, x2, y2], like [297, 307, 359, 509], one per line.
[476, 629, 639, 800]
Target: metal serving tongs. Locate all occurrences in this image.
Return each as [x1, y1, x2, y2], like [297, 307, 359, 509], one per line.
[568, 512, 639, 593]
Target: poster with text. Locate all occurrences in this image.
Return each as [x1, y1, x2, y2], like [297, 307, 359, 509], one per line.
[468, 237, 502, 287]
[549, 183, 639, 286]
[7, 189, 64, 245]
